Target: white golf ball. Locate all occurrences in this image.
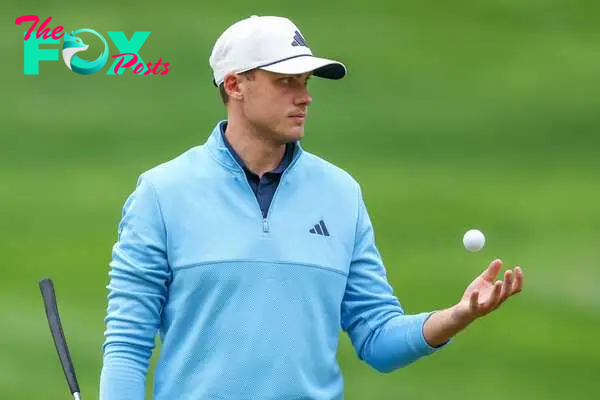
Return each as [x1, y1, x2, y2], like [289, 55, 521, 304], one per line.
[463, 229, 485, 252]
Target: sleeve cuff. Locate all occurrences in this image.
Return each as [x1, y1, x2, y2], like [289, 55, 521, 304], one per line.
[414, 311, 453, 355]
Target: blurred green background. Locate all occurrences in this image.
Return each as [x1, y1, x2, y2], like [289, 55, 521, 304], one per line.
[1, 0, 599, 399]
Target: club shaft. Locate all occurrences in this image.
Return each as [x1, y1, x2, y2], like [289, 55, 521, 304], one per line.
[39, 279, 82, 399]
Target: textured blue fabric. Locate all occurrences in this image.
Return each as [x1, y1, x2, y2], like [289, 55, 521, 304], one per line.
[99, 120, 449, 400]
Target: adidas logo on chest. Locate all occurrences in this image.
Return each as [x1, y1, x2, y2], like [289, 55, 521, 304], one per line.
[309, 219, 330, 237]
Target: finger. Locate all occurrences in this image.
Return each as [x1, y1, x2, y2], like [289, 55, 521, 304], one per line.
[481, 259, 503, 282]
[511, 266, 523, 294]
[499, 269, 513, 302]
[470, 290, 479, 311]
[483, 281, 503, 311]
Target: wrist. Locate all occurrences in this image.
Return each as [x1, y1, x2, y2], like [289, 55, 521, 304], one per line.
[449, 303, 477, 328]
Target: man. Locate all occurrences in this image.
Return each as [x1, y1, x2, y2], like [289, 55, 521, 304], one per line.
[100, 15, 523, 400]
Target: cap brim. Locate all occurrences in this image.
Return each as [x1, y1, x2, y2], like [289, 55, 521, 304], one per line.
[259, 55, 346, 80]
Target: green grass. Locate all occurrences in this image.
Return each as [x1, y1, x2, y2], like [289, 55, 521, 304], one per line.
[1, 0, 599, 399]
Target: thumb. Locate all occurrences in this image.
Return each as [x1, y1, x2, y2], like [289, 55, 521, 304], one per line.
[469, 290, 479, 311]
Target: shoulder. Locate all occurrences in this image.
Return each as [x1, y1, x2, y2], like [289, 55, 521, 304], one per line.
[297, 149, 362, 196]
[300, 150, 359, 185]
[135, 144, 212, 191]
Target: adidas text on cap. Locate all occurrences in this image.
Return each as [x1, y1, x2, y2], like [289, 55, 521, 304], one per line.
[209, 15, 347, 87]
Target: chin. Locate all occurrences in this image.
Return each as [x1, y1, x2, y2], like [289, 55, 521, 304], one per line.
[270, 121, 305, 144]
[286, 127, 305, 142]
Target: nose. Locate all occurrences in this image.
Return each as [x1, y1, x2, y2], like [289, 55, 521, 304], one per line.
[295, 86, 312, 106]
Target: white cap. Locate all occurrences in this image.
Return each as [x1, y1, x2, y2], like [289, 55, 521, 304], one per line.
[209, 15, 347, 87]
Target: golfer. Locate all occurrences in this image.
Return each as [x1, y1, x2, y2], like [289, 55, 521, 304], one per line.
[100, 15, 523, 400]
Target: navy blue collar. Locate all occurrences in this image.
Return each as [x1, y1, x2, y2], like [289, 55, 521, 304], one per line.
[219, 121, 296, 176]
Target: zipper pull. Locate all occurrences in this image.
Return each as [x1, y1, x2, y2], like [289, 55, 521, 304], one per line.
[263, 218, 269, 233]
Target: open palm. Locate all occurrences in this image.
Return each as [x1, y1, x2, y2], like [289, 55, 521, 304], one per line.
[453, 259, 523, 323]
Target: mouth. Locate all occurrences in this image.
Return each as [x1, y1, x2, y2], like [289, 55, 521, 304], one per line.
[289, 112, 306, 122]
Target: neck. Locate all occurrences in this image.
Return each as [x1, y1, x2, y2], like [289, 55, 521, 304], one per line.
[224, 118, 288, 177]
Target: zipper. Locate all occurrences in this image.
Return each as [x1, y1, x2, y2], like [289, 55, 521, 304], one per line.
[261, 174, 284, 233]
[237, 173, 268, 232]
[261, 147, 303, 233]
[234, 146, 302, 234]
[240, 171, 285, 234]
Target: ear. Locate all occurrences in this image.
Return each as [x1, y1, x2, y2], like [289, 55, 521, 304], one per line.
[223, 73, 244, 101]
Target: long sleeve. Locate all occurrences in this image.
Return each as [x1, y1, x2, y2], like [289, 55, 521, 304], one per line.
[100, 175, 171, 399]
[340, 186, 448, 373]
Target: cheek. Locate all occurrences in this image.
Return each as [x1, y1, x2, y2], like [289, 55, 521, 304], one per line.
[251, 91, 286, 117]
[243, 92, 275, 126]
[245, 87, 295, 130]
